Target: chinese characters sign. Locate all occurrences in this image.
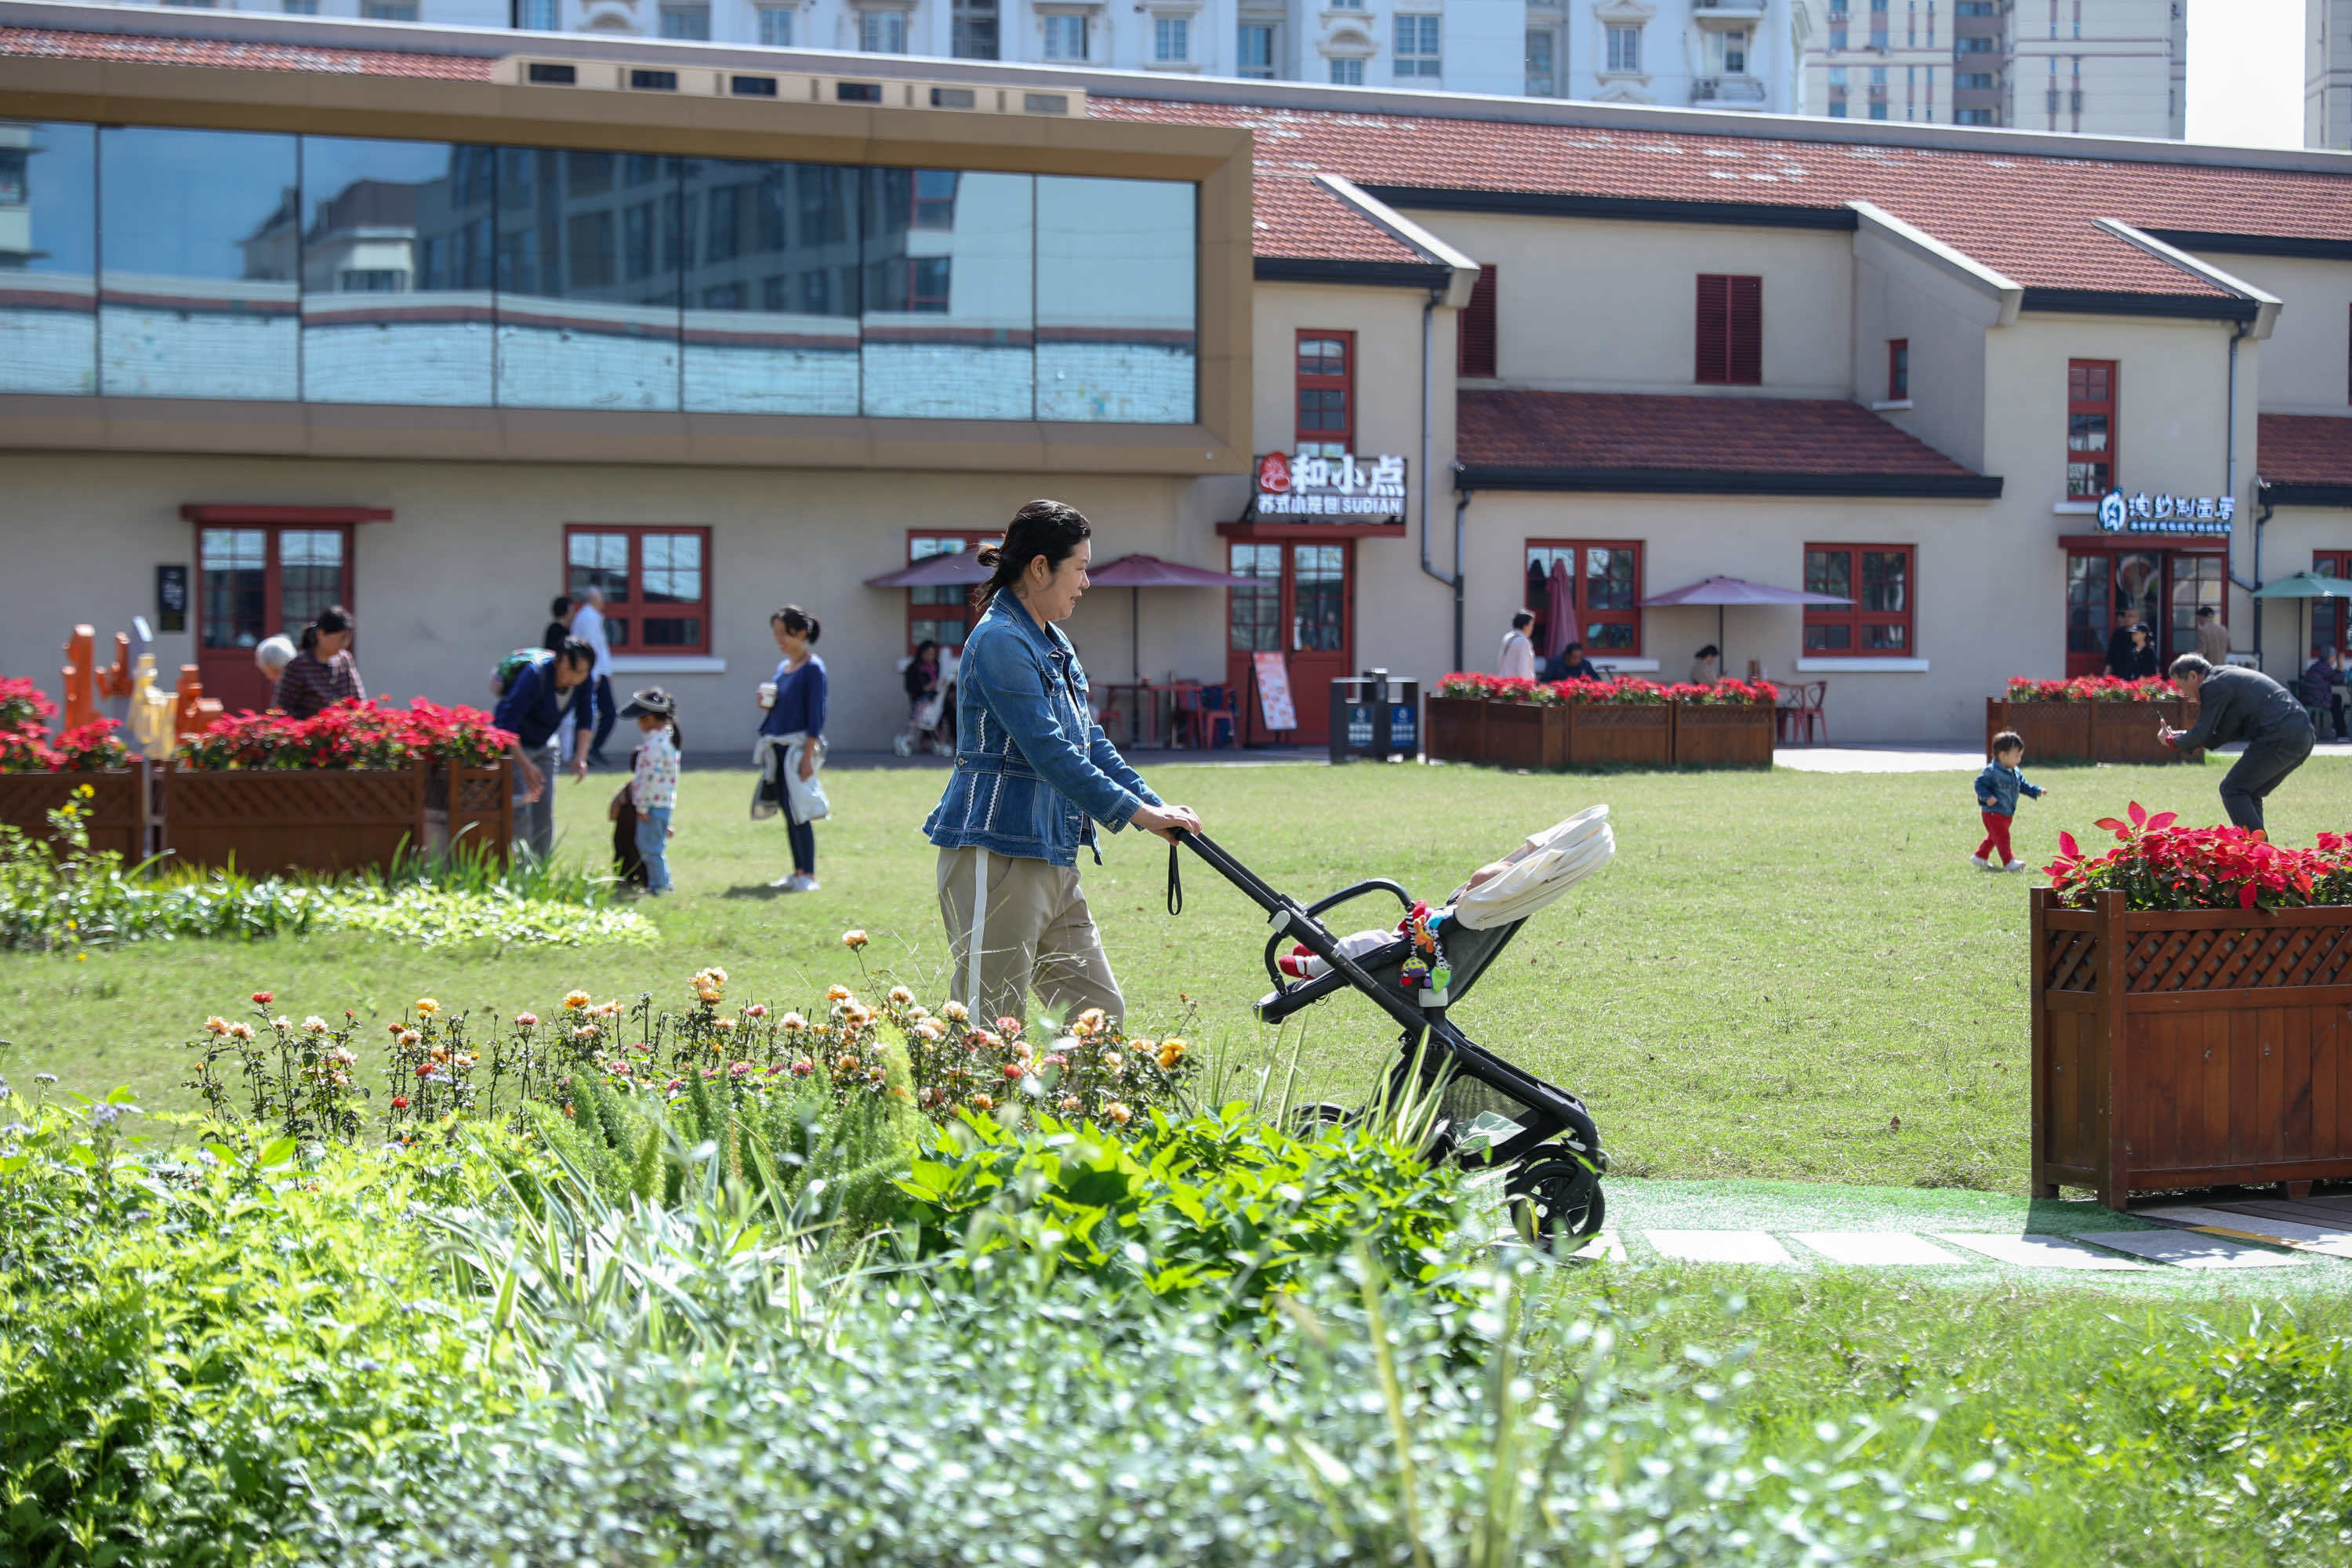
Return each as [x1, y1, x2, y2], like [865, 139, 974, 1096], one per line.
[2098, 488, 2235, 535]
[1254, 452, 1409, 519]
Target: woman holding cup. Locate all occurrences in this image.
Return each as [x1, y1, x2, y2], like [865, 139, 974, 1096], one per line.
[755, 605, 827, 891]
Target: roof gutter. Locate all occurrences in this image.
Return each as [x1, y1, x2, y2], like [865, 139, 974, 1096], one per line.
[2092, 217, 2282, 340]
[1453, 467, 2005, 499]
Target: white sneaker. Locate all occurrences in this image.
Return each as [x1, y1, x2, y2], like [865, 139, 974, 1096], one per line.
[1969, 854, 1994, 871]
[2003, 860, 2029, 873]
[891, 734, 913, 757]
[768, 873, 801, 890]
[791, 872, 820, 892]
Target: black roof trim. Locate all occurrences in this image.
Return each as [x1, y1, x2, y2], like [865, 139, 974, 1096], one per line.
[1254, 256, 1456, 289]
[2259, 481, 2352, 507]
[2019, 286, 2259, 322]
[1454, 465, 2004, 499]
[1357, 184, 1860, 232]
[2141, 229, 2352, 263]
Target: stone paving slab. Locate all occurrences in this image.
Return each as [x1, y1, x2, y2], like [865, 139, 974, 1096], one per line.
[1932, 1232, 2148, 1271]
[1791, 1231, 1967, 1265]
[2074, 1230, 2310, 1269]
[1644, 1230, 1797, 1265]
[2137, 1204, 2352, 1258]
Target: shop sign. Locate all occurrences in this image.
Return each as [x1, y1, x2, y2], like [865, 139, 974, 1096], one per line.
[2098, 488, 2234, 535]
[1254, 452, 1408, 518]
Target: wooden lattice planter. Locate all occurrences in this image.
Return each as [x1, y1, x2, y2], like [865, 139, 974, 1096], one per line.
[425, 759, 515, 865]
[1987, 698, 2197, 764]
[2032, 887, 2352, 1210]
[1561, 704, 1674, 766]
[161, 762, 428, 876]
[1484, 703, 1566, 770]
[0, 768, 147, 859]
[1424, 697, 1488, 764]
[1671, 705, 1775, 767]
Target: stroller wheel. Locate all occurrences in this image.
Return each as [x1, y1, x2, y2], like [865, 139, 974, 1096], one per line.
[1505, 1156, 1605, 1250]
[1290, 1101, 1352, 1136]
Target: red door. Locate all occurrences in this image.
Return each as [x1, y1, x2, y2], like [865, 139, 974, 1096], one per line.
[196, 524, 354, 713]
[1225, 539, 1352, 746]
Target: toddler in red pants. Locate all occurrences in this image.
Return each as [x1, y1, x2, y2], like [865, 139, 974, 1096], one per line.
[1972, 729, 2047, 872]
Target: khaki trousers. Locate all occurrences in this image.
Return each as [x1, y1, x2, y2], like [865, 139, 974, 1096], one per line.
[935, 846, 1124, 1028]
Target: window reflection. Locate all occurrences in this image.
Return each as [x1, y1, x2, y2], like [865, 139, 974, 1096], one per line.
[862, 168, 1033, 419]
[681, 158, 860, 415]
[302, 136, 494, 405]
[100, 125, 299, 401]
[0, 122, 97, 394]
[495, 149, 681, 410]
[1036, 176, 1196, 423]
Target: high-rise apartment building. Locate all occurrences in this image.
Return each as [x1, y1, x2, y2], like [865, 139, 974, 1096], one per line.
[2313, 0, 2352, 148]
[1798, 0, 2183, 136]
[64, 0, 1798, 107]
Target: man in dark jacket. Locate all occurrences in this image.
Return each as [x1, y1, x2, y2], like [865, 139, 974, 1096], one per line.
[494, 637, 596, 862]
[2159, 655, 2316, 831]
[2103, 610, 2147, 680]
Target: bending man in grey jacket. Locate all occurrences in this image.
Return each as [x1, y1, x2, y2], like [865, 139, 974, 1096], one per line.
[2158, 654, 2316, 832]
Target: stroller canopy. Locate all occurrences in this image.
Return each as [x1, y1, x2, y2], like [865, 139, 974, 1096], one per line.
[1450, 805, 1614, 931]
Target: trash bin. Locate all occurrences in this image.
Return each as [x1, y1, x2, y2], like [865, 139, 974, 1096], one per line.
[1329, 669, 1420, 764]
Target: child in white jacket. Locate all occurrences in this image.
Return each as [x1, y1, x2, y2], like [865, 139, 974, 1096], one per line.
[622, 688, 681, 896]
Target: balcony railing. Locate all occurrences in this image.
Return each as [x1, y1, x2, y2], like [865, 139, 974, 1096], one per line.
[1693, 0, 1767, 12]
[1693, 75, 1769, 105]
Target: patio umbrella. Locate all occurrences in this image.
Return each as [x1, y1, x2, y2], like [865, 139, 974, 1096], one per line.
[1083, 553, 1257, 682]
[1543, 558, 1575, 661]
[2251, 570, 2352, 669]
[1635, 575, 1854, 676]
[862, 552, 995, 590]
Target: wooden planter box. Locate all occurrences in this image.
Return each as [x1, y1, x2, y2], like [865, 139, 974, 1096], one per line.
[1485, 702, 1566, 770]
[1561, 703, 1674, 766]
[2033, 887, 2352, 1209]
[161, 761, 428, 876]
[0, 768, 147, 859]
[1424, 696, 1489, 764]
[1671, 704, 1775, 767]
[425, 759, 515, 865]
[1987, 697, 2198, 764]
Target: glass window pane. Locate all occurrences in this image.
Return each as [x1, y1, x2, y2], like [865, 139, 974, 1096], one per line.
[278, 528, 346, 635]
[0, 121, 97, 394]
[300, 136, 494, 406]
[1035, 176, 1195, 423]
[1584, 621, 1635, 649]
[200, 528, 267, 650]
[643, 616, 702, 646]
[497, 148, 680, 410]
[1861, 550, 1906, 612]
[1584, 546, 1635, 611]
[862, 169, 1032, 419]
[100, 125, 299, 401]
[568, 532, 630, 603]
[642, 532, 702, 603]
[681, 158, 859, 415]
[1805, 550, 1849, 600]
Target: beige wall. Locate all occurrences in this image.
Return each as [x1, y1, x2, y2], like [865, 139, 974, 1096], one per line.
[2254, 503, 2352, 662]
[2200, 251, 2352, 416]
[1849, 227, 2002, 472]
[0, 452, 1226, 753]
[1400, 212, 1857, 399]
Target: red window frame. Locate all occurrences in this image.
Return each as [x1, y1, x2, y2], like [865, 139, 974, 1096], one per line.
[2067, 358, 2118, 500]
[1457, 263, 1497, 378]
[1887, 337, 1909, 401]
[1695, 273, 1762, 386]
[1803, 543, 1916, 656]
[906, 529, 997, 655]
[1523, 538, 1644, 657]
[1295, 329, 1354, 455]
[2318, 549, 2352, 656]
[563, 524, 713, 656]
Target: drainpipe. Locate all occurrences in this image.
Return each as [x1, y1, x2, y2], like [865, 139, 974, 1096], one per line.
[1417, 284, 1465, 673]
[2253, 494, 2273, 670]
[2222, 317, 2258, 666]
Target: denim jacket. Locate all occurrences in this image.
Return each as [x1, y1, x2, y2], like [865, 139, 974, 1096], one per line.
[924, 595, 1161, 867]
[1974, 760, 2044, 818]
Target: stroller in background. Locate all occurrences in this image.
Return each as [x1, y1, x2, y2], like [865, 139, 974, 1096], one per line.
[892, 649, 958, 758]
[1175, 808, 1614, 1247]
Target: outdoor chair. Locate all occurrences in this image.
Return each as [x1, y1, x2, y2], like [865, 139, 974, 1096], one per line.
[1776, 681, 1828, 746]
[1178, 684, 1239, 750]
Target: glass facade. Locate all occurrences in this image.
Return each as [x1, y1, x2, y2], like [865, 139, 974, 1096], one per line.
[0, 119, 1200, 425]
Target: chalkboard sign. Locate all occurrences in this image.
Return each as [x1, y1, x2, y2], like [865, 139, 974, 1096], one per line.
[155, 564, 189, 633]
[1252, 652, 1296, 732]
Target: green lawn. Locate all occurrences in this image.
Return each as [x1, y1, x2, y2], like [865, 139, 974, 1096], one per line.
[3, 750, 2345, 1195]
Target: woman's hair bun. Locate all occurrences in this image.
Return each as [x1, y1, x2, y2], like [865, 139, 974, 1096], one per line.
[974, 544, 1004, 568]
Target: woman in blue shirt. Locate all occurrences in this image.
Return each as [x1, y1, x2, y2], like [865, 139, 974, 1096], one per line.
[924, 500, 1200, 1027]
[757, 604, 827, 891]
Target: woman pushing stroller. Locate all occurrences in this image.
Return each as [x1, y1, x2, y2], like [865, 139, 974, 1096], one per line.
[924, 500, 1201, 1027]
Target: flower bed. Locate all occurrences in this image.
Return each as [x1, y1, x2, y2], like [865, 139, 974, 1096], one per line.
[0, 677, 143, 855]
[1988, 677, 2195, 764]
[2033, 804, 2352, 1208]
[1428, 673, 1773, 768]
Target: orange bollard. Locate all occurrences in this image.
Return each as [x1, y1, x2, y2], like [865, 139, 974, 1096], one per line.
[173, 666, 210, 746]
[100, 633, 132, 699]
[61, 626, 97, 731]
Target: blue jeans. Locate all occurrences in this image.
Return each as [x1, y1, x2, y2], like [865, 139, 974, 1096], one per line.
[635, 805, 672, 893]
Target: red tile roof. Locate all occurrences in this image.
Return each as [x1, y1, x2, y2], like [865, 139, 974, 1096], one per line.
[2259, 414, 2352, 489]
[1095, 97, 2352, 296]
[0, 24, 489, 78]
[1255, 175, 1421, 264]
[1457, 389, 1980, 480]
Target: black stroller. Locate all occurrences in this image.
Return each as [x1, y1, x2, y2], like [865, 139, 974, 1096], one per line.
[1174, 808, 1612, 1247]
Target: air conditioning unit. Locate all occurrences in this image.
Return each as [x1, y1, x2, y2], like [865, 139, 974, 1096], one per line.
[495, 56, 1086, 117]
